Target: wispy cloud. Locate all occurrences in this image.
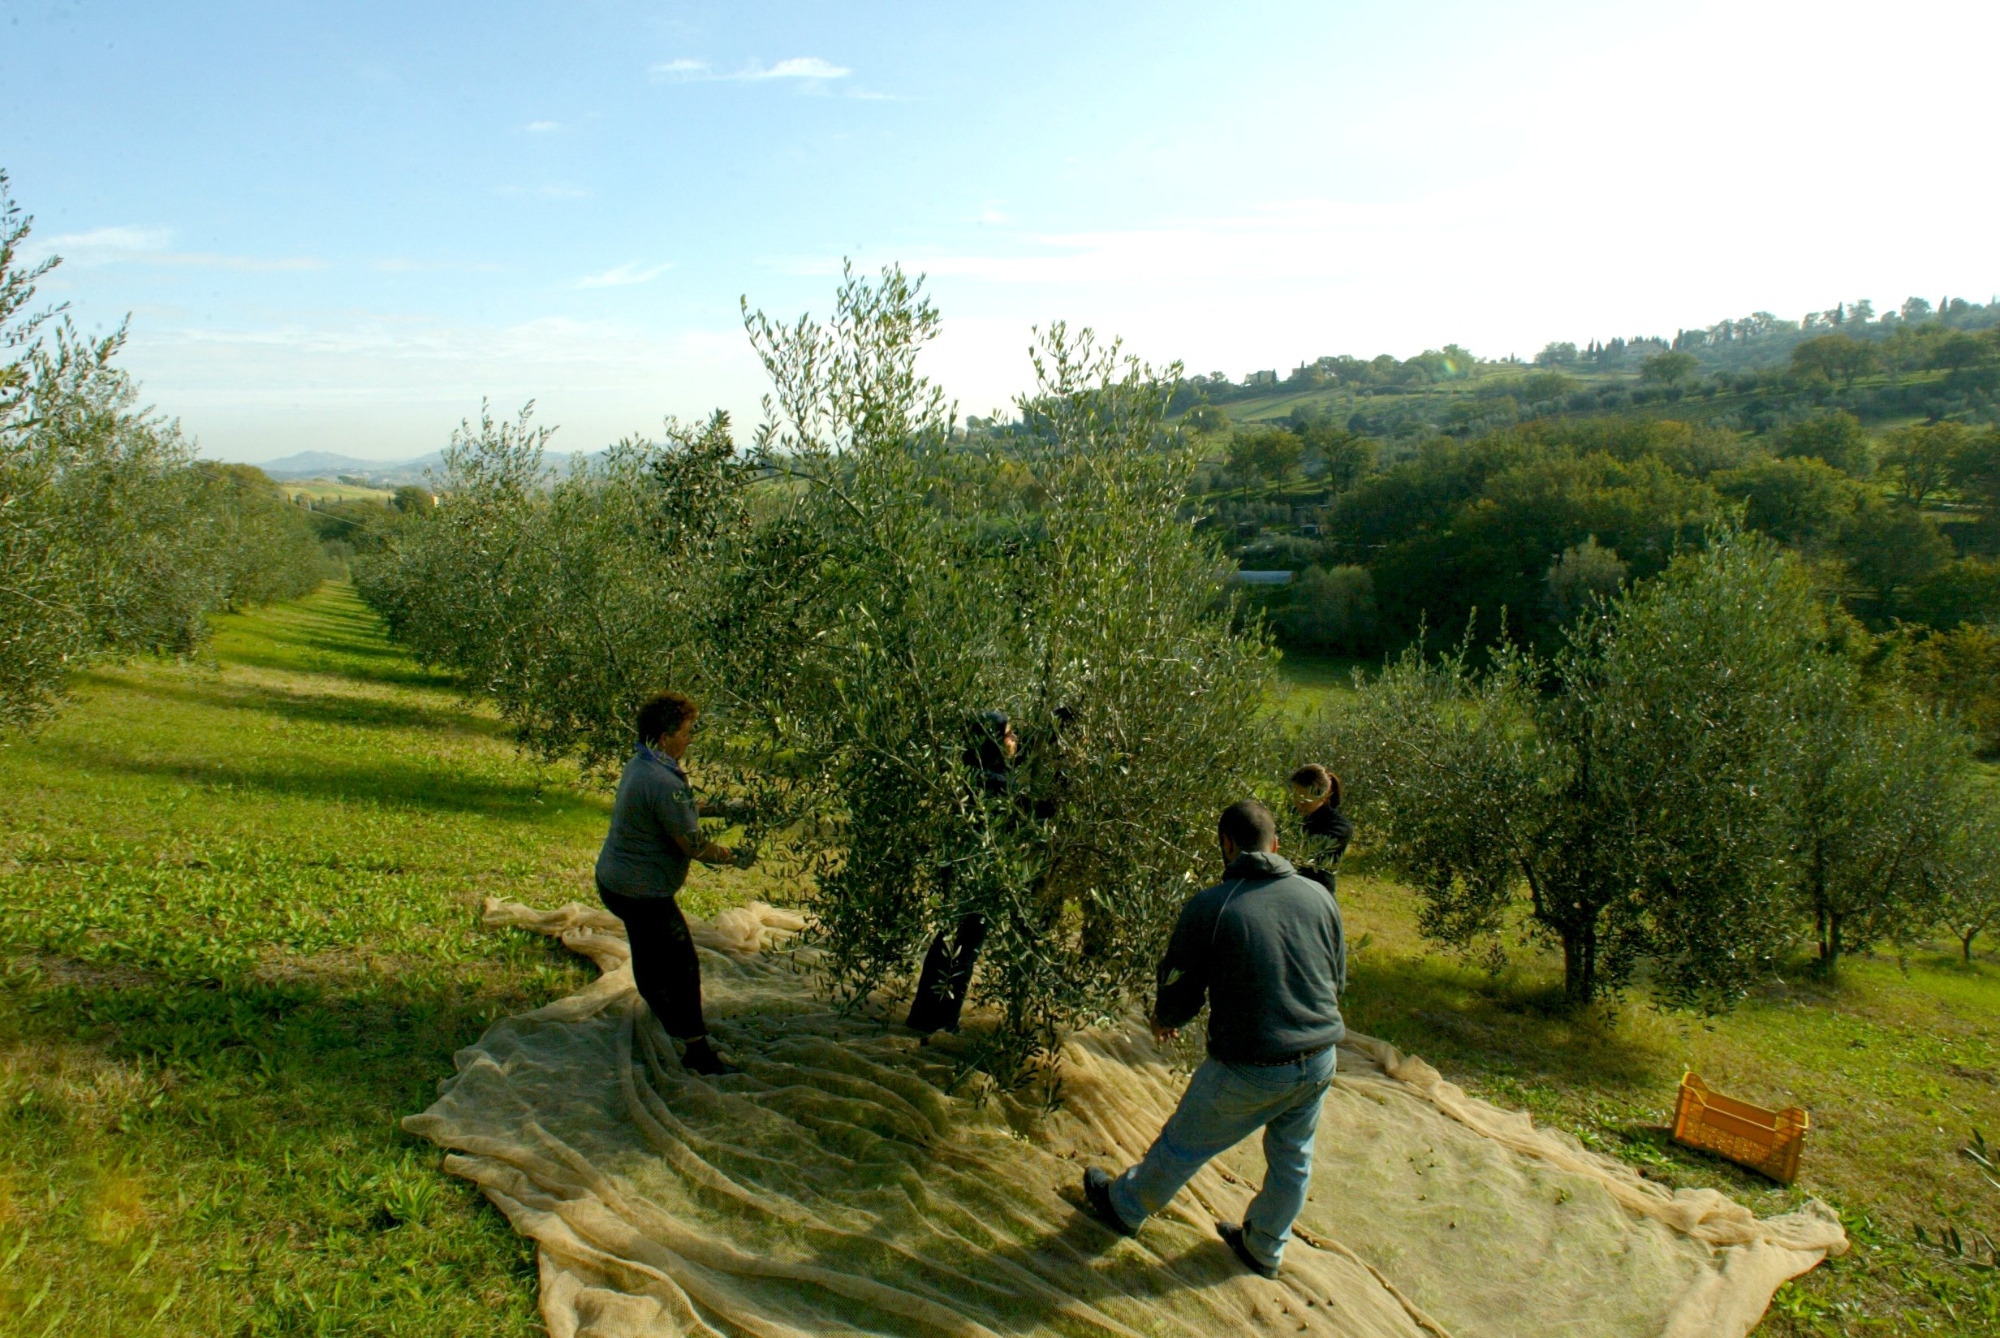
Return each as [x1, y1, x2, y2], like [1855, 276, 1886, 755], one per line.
[576, 261, 674, 289]
[649, 55, 850, 83]
[525, 120, 559, 133]
[32, 226, 323, 271]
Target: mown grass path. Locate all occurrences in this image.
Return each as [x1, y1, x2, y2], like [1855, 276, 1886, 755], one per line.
[3, 591, 1997, 1334]
[0, 586, 765, 1335]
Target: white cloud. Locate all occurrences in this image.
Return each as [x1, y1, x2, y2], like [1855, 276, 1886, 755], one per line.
[30, 225, 323, 271]
[115, 311, 766, 461]
[575, 261, 674, 289]
[757, 57, 848, 80]
[525, 120, 559, 133]
[649, 55, 850, 83]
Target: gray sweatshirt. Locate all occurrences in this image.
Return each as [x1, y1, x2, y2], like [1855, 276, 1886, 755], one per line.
[1153, 851, 1346, 1064]
[594, 744, 701, 899]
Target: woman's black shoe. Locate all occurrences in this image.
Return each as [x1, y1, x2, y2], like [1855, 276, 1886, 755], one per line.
[680, 1037, 740, 1077]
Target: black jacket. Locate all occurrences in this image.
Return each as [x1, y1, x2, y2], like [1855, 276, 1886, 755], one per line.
[1153, 852, 1346, 1064]
[1301, 802, 1354, 866]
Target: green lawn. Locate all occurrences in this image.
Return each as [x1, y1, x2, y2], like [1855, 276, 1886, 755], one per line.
[0, 587, 770, 1335]
[2, 587, 1996, 1334]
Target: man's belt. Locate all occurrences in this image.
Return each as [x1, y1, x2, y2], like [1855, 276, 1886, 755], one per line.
[1234, 1042, 1334, 1067]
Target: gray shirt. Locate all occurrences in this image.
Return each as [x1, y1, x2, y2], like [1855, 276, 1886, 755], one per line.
[1153, 851, 1346, 1065]
[594, 743, 701, 899]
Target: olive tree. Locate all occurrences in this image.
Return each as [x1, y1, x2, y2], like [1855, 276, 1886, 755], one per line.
[356, 266, 1274, 1073]
[1783, 668, 1968, 973]
[203, 463, 330, 609]
[726, 267, 1275, 1070]
[1936, 801, 2000, 963]
[2, 171, 324, 730]
[1347, 532, 1825, 1006]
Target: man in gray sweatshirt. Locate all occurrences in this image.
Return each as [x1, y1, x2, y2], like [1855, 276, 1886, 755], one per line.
[1082, 798, 1347, 1279]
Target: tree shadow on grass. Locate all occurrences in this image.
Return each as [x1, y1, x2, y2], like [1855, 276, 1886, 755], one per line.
[215, 591, 455, 689]
[114, 674, 511, 741]
[1343, 951, 1665, 1093]
[44, 739, 603, 823]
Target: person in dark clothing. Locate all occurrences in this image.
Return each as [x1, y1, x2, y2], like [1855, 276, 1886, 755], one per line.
[1082, 799, 1346, 1279]
[596, 691, 754, 1077]
[1289, 762, 1354, 875]
[907, 710, 1017, 1034]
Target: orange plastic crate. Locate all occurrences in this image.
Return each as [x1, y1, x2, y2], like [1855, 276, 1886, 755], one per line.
[1671, 1073, 1808, 1184]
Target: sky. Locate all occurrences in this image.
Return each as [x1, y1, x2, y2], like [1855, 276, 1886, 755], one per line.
[3, 0, 1997, 464]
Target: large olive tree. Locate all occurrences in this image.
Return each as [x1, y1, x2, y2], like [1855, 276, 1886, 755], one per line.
[727, 268, 1274, 1070]
[1347, 532, 1834, 1006]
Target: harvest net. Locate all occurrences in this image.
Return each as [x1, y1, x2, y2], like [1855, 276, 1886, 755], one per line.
[404, 899, 1847, 1338]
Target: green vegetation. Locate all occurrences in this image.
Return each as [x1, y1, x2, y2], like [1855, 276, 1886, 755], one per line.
[3, 591, 1995, 1333]
[1338, 533, 1994, 1007]
[0, 173, 346, 731]
[359, 270, 1278, 1076]
[0, 586, 784, 1335]
[1170, 313, 2000, 755]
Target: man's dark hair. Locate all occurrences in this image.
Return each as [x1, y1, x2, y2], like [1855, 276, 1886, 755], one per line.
[636, 691, 698, 745]
[1288, 762, 1342, 810]
[1218, 799, 1278, 852]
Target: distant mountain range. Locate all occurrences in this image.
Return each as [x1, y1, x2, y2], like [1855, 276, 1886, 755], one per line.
[241, 450, 576, 484]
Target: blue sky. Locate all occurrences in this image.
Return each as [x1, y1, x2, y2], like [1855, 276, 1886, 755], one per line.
[4, 0, 1996, 462]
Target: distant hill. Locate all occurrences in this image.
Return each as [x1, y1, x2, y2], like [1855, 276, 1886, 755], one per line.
[245, 449, 577, 485]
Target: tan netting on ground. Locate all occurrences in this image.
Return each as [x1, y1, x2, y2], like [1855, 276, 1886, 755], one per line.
[404, 899, 1847, 1338]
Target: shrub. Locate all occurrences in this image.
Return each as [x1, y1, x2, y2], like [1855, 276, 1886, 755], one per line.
[1279, 564, 1376, 653]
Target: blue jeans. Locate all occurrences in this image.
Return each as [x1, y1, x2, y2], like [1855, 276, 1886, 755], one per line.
[1109, 1046, 1336, 1268]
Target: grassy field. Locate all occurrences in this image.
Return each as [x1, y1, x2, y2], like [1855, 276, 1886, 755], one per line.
[2, 590, 1997, 1334]
[278, 480, 399, 505]
[0, 587, 774, 1335]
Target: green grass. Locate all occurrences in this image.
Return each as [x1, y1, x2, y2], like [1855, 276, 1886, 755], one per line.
[1332, 856, 2000, 1334]
[0, 587, 770, 1335]
[3, 586, 1996, 1334]
[279, 481, 397, 504]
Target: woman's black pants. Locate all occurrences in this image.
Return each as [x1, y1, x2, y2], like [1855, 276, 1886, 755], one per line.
[599, 885, 707, 1040]
[907, 912, 986, 1034]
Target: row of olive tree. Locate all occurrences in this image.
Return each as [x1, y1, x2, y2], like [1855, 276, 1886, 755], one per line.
[1338, 531, 1999, 1007]
[354, 403, 743, 768]
[1, 173, 328, 731]
[358, 266, 1277, 1071]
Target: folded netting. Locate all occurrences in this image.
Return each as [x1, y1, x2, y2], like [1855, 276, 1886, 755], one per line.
[404, 899, 1847, 1338]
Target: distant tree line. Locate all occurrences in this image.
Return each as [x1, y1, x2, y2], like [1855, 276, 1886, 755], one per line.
[1174, 311, 2000, 760]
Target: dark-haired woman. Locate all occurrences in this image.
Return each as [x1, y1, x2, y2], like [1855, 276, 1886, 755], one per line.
[1287, 762, 1353, 873]
[596, 692, 754, 1076]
